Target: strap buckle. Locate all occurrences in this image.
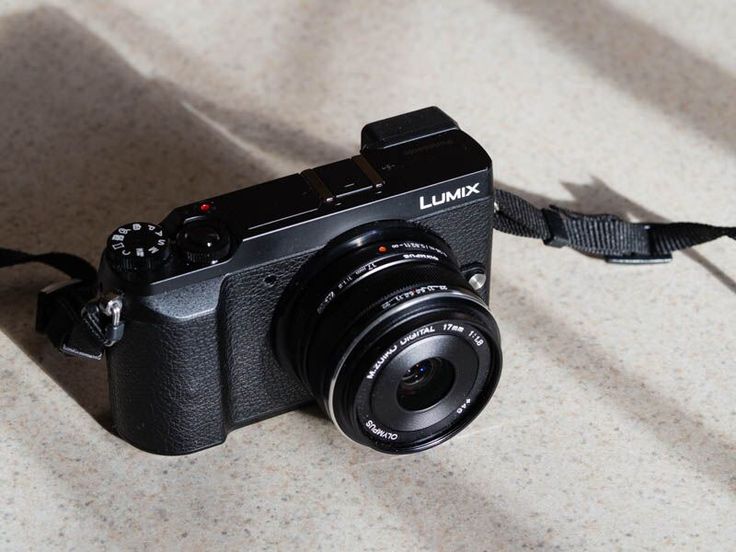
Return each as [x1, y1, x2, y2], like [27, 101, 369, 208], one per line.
[541, 207, 569, 248]
[36, 282, 125, 359]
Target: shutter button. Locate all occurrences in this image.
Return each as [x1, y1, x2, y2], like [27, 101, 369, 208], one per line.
[177, 218, 230, 264]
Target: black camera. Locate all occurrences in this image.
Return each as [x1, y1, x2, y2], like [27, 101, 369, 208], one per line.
[98, 107, 503, 455]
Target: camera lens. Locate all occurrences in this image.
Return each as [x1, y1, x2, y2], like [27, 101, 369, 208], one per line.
[274, 221, 502, 454]
[397, 358, 455, 411]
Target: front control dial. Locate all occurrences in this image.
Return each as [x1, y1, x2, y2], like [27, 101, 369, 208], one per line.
[106, 222, 171, 272]
[177, 218, 230, 265]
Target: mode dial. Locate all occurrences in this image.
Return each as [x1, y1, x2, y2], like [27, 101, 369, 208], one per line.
[106, 222, 171, 272]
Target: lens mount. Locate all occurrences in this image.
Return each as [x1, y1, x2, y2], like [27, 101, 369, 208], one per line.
[274, 221, 502, 454]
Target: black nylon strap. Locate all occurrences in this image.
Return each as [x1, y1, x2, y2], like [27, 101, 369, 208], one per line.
[493, 189, 736, 263]
[0, 247, 105, 358]
[36, 280, 106, 360]
[0, 247, 97, 282]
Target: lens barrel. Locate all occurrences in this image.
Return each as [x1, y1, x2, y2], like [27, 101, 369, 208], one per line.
[274, 222, 502, 453]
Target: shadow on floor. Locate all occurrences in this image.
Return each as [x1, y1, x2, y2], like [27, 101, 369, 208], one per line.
[0, 6, 345, 428]
[493, 274, 736, 495]
[490, 0, 736, 153]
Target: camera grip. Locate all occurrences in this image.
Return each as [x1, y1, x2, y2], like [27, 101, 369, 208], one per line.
[107, 309, 227, 455]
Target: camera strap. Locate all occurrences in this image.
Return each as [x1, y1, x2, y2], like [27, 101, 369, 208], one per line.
[0, 246, 107, 359]
[0, 248, 97, 281]
[493, 189, 735, 264]
[1, 189, 734, 359]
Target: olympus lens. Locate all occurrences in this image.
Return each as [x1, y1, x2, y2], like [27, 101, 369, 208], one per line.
[274, 222, 502, 453]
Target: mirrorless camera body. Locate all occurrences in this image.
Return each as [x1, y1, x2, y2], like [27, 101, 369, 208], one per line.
[99, 107, 503, 455]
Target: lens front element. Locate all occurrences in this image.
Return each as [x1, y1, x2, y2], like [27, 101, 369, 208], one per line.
[397, 357, 455, 411]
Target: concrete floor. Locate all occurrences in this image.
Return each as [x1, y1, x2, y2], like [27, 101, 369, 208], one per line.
[0, 1, 734, 550]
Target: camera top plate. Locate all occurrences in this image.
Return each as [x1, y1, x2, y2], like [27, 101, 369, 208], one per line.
[99, 107, 493, 296]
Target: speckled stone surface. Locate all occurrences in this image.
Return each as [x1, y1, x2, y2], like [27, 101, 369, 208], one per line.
[0, 1, 734, 550]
